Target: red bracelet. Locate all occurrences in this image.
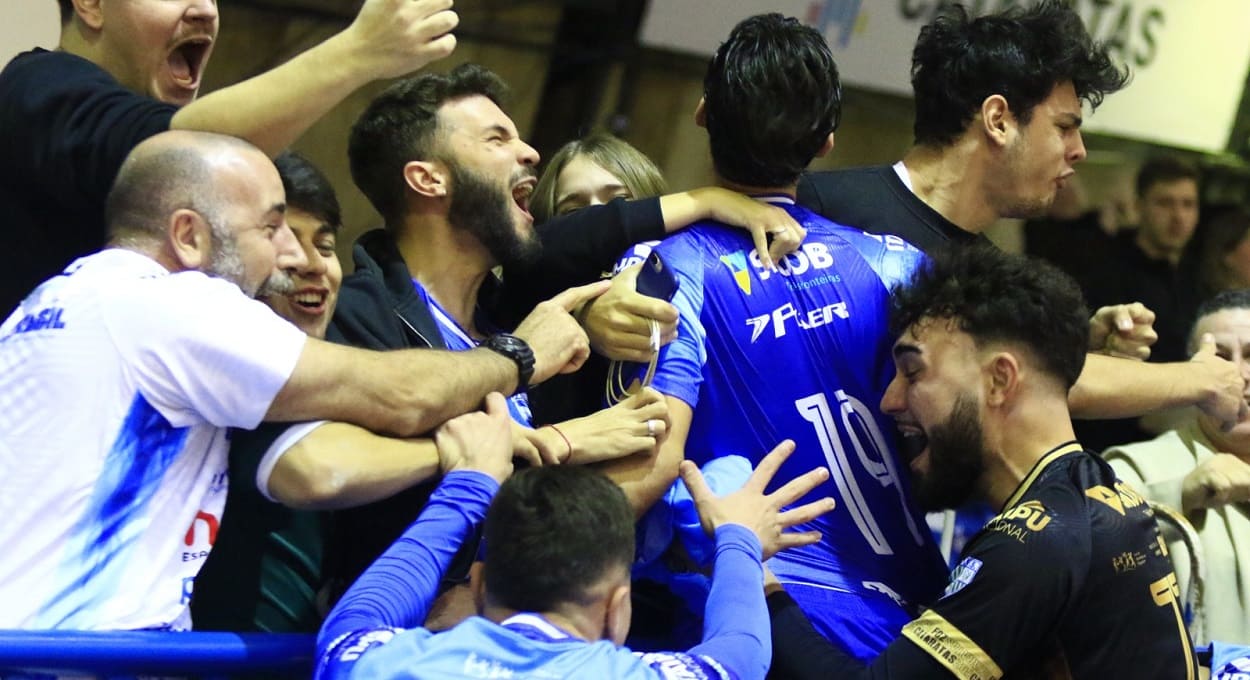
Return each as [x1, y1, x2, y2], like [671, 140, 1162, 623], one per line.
[545, 424, 573, 463]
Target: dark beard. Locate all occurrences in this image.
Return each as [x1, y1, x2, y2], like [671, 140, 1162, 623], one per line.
[912, 393, 986, 512]
[446, 160, 541, 270]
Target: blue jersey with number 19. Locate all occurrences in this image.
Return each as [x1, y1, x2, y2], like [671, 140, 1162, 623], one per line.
[622, 196, 947, 659]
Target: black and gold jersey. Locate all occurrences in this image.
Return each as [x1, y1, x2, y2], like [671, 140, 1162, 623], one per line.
[899, 442, 1197, 680]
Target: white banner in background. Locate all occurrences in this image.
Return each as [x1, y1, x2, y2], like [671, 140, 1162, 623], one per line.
[640, 0, 1250, 153]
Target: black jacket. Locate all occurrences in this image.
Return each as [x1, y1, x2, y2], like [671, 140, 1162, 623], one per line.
[323, 196, 666, 593]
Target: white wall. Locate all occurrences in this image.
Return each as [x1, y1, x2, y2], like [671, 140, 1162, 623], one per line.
[1, 2, 60, 66]
[641, 0, 1250, 153]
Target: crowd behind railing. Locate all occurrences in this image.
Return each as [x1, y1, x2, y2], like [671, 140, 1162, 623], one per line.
[2, 1, 1249, 678]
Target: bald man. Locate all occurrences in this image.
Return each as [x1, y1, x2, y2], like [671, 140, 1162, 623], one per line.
[0, 130, 595, 632]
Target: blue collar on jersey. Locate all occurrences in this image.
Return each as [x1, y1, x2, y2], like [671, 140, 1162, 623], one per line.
[410, 278, 534, 426]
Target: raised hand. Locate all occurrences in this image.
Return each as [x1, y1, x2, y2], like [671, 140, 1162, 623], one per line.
[1190, 333, 1249, 431]
[343, 0, 460, 81]
[1182, 452, 1250, 512]
[514, 281, 610, 384]
[680, 440, 835, 560]
[1089, 302, 1156, 360]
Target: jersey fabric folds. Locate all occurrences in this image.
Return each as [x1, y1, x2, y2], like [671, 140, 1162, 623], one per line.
[0, 249, 305, 630]
[622, 196, 947, 660]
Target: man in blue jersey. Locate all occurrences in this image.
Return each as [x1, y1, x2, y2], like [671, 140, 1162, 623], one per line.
[315, 393, 835, 679]
[326, 62, 807, 606]
[610, 13, 947, 662]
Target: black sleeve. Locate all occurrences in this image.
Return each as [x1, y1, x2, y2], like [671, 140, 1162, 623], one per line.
[891, 500, 1086, 679]
[1, 52, 176, 209]
[796, 172, 828, 215]
[497, 196, 665, 319]
[228, 421, 296, 490]
[767, 590, 950, 680]
[328, 271, 412, 351]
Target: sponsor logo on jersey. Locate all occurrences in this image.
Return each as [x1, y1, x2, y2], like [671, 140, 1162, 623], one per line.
[942, 556, 983, 599]
[1002, 500, 1052, 532]
[1150, 572, 1181, 606]
[332, 628, 400, 663]
[1214, 650, 1250, 680]
[720, 242, 842, 295]
[719, 251, 753, 295]
[10, 307, 67, 335]
[182, 509, 220, 562]
[745, 301, 849, 342]
[985, 500, 1052, 543]
[208, 469, 228, 494]
[1085, 482, 1146, 516]
[610, 241, 659, 277]
[637, 652, 723, 680]
[861, 232, 914, 253]
[863, 581, 906, 607]
[1111, 550, 1148, 574]
[463, 651, 516, 678]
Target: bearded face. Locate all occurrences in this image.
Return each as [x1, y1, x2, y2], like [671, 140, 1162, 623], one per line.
[445, 158, 542, 270]
[907, 392, 988, 513]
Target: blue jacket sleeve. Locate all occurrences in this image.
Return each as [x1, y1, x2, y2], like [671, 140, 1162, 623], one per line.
[315, 471, 499, 657]
[686, 524, 770, 680]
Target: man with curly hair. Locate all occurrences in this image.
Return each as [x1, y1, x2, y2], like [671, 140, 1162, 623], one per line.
[768, 244, 1198, 678]
[796, 0, 1246, 457]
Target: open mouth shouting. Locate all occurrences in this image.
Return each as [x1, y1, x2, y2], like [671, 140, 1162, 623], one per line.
[511, 176, 536, 223]
[897, 421, 930, 473]
[165, 35, 214, 101]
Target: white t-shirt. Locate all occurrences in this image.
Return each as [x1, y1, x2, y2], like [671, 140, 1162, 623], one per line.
[0, 249, 306, 630]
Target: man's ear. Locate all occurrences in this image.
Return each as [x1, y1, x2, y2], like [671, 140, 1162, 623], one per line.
[604, 582, 631, 646]
[404, 160, 448, 199]
[694, 97, 707, 128]
[984, 351, 1020, 408]
[815, 132, 836, 159]
[168, 209, 212, 271]
[469, 562, 487, 615]
[72, 0, 105, 30]
[980, 94, 1012, 148]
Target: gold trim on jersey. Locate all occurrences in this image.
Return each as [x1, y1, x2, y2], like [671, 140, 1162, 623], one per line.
[999, 441, 1083, 511]
[901, 609, 1002, 680]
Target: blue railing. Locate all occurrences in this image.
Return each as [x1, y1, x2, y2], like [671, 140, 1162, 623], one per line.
[0, 630, 314, 678]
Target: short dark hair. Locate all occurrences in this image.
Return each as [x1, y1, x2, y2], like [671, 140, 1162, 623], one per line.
[105, 134, 257, 243]
[1196, 207, 1250, 298]
[1135, 156, 1201, 197]
[483, 466, 635, 613]
[891, 243, 1089, 390]
[106, 145, 215, 244]
[702, 13, 841, 188]
[57, 0, 72, 24]
[1190, 289, 1250, 351]
[348, 63, 508, 223]
[274, 152, 341, 232]
[911, 0, 1128, 147]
